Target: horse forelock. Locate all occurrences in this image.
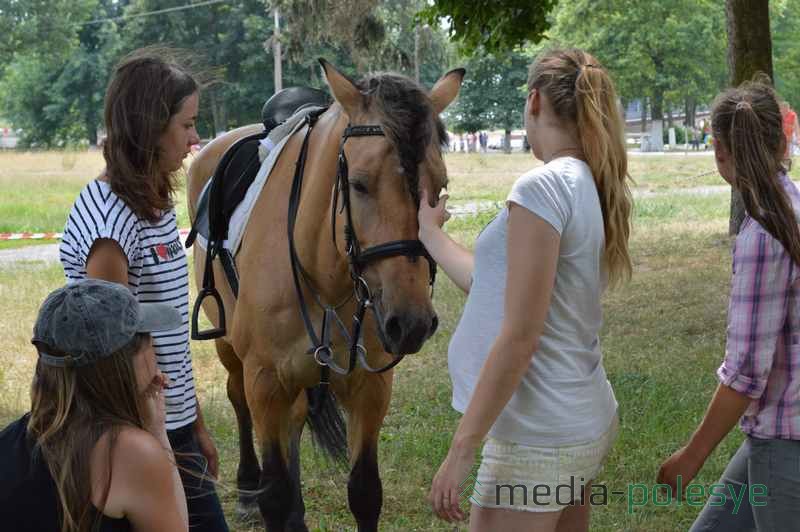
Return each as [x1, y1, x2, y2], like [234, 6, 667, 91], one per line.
[356, 73, 449, 201]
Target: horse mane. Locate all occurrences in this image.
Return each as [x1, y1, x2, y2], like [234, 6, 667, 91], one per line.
[355, 73, 449, 200]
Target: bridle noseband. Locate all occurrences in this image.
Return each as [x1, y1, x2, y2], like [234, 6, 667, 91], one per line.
[287, 109, 437, 392]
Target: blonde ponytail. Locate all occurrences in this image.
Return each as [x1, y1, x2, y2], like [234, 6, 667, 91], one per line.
[528, 49, 633, 286]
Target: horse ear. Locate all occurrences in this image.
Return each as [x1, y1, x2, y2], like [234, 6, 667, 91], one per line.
[319, 58, 362, 117]
[430, 68, 465, 114]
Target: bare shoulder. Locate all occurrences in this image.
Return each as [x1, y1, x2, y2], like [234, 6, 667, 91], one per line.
[114, 427, 172, 469]
[103, 427, 175, 498]
[91, 427, 172, 518]
[104, 427, 188, 531]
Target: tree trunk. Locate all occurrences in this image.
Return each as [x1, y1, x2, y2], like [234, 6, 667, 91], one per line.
[86, 106, 98, 146]
[210, 90, 227, 137]
[273, 8, 283, 94]
[640, 97, 648, 133]
[504, 129, 511, 154]
[649, 90, 665, 151]
[684, 98, 690, 126]
[726, 0, 774, 235]
[666, 106, 674, 128]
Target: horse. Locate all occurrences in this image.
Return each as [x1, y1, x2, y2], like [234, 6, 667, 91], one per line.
[187, 60, 463, 531]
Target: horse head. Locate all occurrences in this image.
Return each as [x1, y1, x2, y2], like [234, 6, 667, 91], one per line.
[319, 60, 463, 355]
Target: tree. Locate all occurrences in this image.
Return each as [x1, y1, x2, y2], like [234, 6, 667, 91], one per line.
[419, 0, 557, 56]
[0, 0, 96, 64]
[269, 0, 380, 64]
[446, 49, 529, 151]
[726, 0, 773, 235]
[551, 0, 726, 152]
[770, 1, 800, 110]
[0, 0, 124, 147]
[0, 0, 462, 144]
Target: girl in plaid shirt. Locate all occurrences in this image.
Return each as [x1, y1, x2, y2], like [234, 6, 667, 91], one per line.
[659, 81, 800, 530]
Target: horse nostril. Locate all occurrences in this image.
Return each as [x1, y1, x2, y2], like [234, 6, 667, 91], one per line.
[430, 314, 439, 336]
[385, 315, 403, 346]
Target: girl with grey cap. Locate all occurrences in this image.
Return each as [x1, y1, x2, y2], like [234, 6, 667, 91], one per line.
[0, 279, 189, 531]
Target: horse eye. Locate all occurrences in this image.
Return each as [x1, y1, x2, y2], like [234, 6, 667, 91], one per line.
[351, 182, 369, 195]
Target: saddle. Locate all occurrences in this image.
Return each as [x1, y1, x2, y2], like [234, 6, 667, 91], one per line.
[186, 86, 331, 340]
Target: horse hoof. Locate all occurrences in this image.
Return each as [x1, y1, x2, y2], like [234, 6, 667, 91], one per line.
[235, 500, 262, 524]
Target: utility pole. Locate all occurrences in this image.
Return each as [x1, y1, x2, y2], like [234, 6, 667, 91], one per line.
[273, 7, 283, 94]
[414, 25, 420, 83]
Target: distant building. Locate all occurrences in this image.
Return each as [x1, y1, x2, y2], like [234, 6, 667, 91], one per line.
[0, 127, 19, 149]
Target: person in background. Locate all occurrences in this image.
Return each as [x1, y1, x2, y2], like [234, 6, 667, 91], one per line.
[0, 279, 188, 532]
[58, 49, 228, 531]
[424, 48, 632, 531]
[658, 80, 800, 531]
[781, 100, 799, 161]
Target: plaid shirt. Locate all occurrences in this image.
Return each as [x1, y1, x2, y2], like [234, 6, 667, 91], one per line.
[718, 174, 800, 440]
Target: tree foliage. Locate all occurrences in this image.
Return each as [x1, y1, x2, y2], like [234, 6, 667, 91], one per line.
[772, 0, 800, 110]
[419, 0, 557, 56]
[550, 0, 726, 120]
[0, 0, 460, 146]
[445, 49, 529, 138]
[0, 0, 96, 62]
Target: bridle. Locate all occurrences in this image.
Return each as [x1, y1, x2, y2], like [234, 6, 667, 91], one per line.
[287, 108, 437, 394]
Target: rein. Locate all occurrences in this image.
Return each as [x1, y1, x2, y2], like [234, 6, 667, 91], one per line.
[287, 109, 436, 392]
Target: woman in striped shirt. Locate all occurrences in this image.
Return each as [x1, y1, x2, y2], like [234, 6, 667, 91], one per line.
[658, 81, 800, 530]
[59, 50, 228, 531]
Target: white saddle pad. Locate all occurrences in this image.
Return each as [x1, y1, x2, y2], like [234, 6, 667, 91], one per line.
[194, 107, 321, 255]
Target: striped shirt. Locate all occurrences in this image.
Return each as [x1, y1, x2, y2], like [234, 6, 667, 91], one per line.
[59, 180, 196, 431]
[718, 173, 800, 440]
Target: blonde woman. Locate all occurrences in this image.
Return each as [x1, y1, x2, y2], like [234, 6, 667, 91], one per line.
[425, 48, 633, 532]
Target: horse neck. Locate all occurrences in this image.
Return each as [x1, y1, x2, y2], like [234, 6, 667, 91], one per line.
[293, 106, 351, 302]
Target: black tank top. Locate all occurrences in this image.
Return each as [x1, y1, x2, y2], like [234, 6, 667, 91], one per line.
[0, 414, 132, 532]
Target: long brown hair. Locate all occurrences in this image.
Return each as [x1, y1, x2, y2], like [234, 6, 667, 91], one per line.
[28, 333, 149, 532]
[712, 81, 800, 266]
[103, 49, 198, 223]
[528, 48, 633, 286]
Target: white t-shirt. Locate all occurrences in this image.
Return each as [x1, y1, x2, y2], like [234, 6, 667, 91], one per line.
[59, 180, 197, 431]
[448, 156, 618, 446]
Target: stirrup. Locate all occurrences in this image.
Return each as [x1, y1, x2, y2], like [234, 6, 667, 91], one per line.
[191, 287, 226, 340]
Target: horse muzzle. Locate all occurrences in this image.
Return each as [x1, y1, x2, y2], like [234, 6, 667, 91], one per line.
[381, 308, 439, 355]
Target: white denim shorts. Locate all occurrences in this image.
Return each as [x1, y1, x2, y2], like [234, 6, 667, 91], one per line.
[473, 413, 619, 513]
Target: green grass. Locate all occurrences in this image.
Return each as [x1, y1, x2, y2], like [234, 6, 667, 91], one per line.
[0, 239, 58, 251]
[0, 150, 192, 235]
[0, 150, 755, 530]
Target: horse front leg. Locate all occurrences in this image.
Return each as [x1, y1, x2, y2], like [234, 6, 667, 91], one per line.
[342, 371, 393, 532]
[286, 396, 309, 531]
[216, 339, 261, 520]
[245, 359, 298, 532]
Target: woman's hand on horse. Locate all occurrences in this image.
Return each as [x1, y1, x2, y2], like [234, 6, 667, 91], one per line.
[428, 445, 472, 522]
[418, 189, 450, 240]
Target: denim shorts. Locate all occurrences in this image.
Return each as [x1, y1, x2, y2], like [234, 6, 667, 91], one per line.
[689, 436, 800, 532]
[473, 414, 619, 512]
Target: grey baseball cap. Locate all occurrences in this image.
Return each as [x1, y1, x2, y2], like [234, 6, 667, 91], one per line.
[31, 279, 182, 368]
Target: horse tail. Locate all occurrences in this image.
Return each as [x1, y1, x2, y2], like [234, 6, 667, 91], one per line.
[304, 385, 348, 464]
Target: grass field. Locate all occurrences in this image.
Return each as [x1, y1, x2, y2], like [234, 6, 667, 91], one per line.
[0, 149, 732, 234]
[0, 149, 763, 531]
